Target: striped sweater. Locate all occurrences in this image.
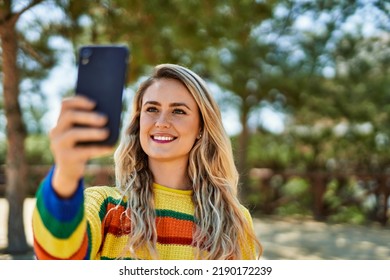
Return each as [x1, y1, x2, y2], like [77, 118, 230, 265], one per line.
[32, 167, 256, 260]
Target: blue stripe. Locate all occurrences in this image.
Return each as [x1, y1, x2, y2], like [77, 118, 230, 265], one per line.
[41, 165, 84, 222]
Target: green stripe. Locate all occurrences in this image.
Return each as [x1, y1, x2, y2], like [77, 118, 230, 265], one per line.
[155, 209, 195, 222]
[101, 256, 136, 260]
[36, 185, 84, 239]
[86, 223, 92, 259]
[98, 196, 128, 222]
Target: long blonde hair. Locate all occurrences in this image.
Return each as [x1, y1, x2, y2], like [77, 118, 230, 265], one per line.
[114, 64, 262, 259]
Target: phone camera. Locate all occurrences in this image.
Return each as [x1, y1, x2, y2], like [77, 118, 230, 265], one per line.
[80, 48, 93, 65]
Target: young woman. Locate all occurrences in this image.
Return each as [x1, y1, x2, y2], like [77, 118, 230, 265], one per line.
[32, 64, 262, 260]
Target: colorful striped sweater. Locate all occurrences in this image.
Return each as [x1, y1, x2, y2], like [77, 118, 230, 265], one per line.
[32, 167, 257, 260]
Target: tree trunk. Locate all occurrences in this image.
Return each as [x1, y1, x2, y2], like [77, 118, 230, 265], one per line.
[0, 5, 29, 254]
[236, 103, 251, 198]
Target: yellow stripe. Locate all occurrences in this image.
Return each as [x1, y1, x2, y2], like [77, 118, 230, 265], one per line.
[99, 233, 130, 259]
[85, 185, 124, 201]
[100, 233, 155, 260]
[154, 187, 194, 216]
[153, 183, 193, 195]
[32, 207, 87, 259]
[156, 243, 195, 260]
[240, 207, 256, 259]
[100, 232, 196, 260]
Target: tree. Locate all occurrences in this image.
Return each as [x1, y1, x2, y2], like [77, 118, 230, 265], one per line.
[0, 0, 274, 253]
[279, 1, 390, 173]
[0, 0, 60, 254]
[0, 0, 41, 254]
[58, 1, 277, 193]
[240, 1, 390, 221]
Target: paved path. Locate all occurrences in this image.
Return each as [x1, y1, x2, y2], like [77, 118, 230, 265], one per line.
[1, 199, 389, 260]
[254, 217, 390, 260]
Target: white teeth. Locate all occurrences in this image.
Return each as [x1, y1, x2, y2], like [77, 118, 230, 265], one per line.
[153, 136, 174, 141]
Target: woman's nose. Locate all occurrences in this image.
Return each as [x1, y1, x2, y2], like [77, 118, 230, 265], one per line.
[155, 113, 171, 128]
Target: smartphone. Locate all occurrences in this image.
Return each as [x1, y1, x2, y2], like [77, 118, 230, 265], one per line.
[75, 45, 130, 146]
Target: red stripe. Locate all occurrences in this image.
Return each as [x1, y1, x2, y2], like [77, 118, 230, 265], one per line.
[103, 203, 131, 237]
[33, 233, 89, 260]
[157, 236, 193, 246]
[104, 216, 196, 239]
[156, 216, 194, 238]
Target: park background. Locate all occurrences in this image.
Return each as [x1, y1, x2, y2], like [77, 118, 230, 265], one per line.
[0, 0, 389, 259]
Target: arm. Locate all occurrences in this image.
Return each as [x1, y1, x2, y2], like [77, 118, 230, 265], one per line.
[32, 167, 108, 260]
[32, 96, 113, 259]
[32, 166, 88, 259]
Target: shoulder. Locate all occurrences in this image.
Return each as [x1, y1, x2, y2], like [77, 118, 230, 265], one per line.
[84, 186, 125, 206]
[239, 205, 254, 224]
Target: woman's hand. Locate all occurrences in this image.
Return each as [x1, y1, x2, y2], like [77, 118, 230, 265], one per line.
[50, 95, 114, 198]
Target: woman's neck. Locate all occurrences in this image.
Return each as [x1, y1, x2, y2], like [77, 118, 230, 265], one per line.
[148, 158, 192, 190]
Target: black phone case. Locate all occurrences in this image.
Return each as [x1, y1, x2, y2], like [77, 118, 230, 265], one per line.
[75, 45, 129, 146]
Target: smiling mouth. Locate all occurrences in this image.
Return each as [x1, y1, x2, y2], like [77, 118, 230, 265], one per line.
[151, 135, 177, 143]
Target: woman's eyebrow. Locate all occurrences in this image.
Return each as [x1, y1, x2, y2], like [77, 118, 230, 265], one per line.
[143, 100, 191, 111]
[143, 100, 160, 106]
[170, 102, 191, 110]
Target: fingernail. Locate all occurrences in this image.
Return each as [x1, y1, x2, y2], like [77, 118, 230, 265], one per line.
[97, 112, 108, 120]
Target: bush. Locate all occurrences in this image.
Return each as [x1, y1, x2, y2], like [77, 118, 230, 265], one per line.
[25, 134, 54, 165]
[275, 177, 312, 216]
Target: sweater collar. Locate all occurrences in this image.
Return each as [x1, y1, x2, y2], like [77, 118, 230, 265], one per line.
[153, 183, 193, 196]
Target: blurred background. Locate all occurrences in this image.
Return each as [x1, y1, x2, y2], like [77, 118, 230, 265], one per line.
[0, 0, 389, 259]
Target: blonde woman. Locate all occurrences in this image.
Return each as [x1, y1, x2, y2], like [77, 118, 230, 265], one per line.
[32, 64, 262, 260]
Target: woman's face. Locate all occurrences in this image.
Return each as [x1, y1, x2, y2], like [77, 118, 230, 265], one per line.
[139, 78, 201, 163]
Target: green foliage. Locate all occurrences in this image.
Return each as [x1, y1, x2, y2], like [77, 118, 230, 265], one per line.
[1, 133, 115, 167]
[275, 177, 312, 217]
[246, 132, 311, 171]
[25, 134, 53, 165]
[0, 139, 5, 165]
[2, 0, 389, 225]
[323, 179, 369, 225]
[328, 206, 366, 225]
[0, 135, 53, 166]
[282, 177, 310, 197]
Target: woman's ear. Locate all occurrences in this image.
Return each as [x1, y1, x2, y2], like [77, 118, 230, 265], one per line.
[197, 130, 203, 140]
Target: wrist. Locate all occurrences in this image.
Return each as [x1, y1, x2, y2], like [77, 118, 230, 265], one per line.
[52, 165, 82, 198]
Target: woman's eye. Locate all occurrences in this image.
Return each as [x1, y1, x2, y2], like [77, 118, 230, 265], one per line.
[146, 107, 158, 113]
[173, 109, 186, 114]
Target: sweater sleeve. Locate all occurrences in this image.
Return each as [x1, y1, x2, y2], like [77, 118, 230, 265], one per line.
[240, 207, 259, 260]
[32, 166, 90, 259]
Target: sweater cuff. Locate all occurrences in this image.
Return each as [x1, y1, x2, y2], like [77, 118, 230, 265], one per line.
[41, 165, 84, 222]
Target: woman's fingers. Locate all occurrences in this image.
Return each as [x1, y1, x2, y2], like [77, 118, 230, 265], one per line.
[60, 95, 96, 112]
[54, 144, 114, 164]
[74, 145, 114, 160]
[54, 110, 108, 134]
[52, 127, 110, 148]
[55, 96, 107, 131]
[49, 95, 115, 198]
[50, 95, 109, 145]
